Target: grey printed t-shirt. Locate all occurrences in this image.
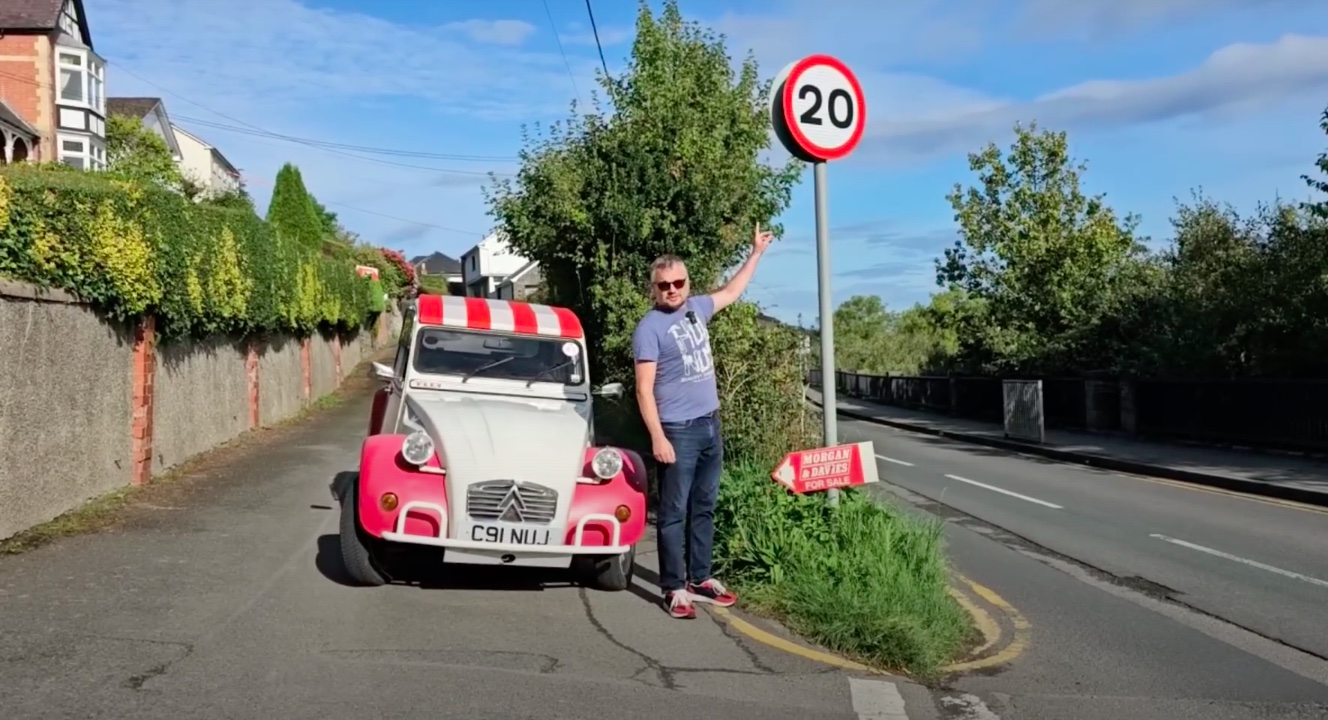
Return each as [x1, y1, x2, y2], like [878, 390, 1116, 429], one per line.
[632, 295, 719, 423]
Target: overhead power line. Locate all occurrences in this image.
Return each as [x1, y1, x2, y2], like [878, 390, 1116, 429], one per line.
[584, 0, 612, 80]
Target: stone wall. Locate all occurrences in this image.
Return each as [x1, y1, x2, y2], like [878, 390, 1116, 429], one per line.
[0, 280, 399, 540]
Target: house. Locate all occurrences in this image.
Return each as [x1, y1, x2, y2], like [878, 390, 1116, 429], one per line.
[171, 123, 240, 199]
[106, 97, 183, 162]
[459, 232, 532, 298]
[493, 260, 543, 301]
[0, 0, 105, 169]
[409, 251, 464, 296]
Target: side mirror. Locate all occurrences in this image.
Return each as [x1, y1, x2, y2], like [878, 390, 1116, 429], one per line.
[593, 382, 625, 398]
[370, 361, 395, 381]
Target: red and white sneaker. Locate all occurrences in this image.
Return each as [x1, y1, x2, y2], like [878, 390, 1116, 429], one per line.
[666, 589, 697, 619]
[687, 578, 737, 607]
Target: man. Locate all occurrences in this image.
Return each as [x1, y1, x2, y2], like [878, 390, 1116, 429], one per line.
[631, 223, 774, 619]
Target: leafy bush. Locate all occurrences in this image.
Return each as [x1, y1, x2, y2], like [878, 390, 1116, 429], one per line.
[266, 162, 326, 251]
[351, 244, 413, 298]
[0, 165, 379, 341]
[714, 466, 972, 676]
[106, 114, 184, 190]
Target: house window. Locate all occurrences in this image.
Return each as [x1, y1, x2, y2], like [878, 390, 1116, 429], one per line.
[60, 0, 79, 36]
[469, 255, 477, 272]
[56, 49, 106, 117]
[89, 63, 103, 114]
[58, 134, 105, 171]
[58, 52, 83, 103]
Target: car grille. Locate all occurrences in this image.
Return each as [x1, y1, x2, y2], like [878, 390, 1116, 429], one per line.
[466, 480, 558, 524]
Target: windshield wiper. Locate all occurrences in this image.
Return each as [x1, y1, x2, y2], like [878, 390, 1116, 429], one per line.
[526, 359, 577, 387]
[461, 355, 516, 383]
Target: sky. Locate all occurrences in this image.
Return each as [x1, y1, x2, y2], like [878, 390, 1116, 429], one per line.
[88, 0, 1328, 326]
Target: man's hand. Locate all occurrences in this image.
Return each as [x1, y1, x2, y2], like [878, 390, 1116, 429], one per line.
[652, 434, 676, 464]
[753, 221, 774, 254]
[712, 221, 774, 312]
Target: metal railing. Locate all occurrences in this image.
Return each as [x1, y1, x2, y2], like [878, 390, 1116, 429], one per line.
[809, 369, 1328, 454]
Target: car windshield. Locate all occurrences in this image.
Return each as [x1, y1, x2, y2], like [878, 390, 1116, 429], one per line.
[411, 327, 585, 386]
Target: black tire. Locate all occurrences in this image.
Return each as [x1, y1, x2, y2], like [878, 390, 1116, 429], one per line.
[339, 480, 388, 587]
[583, 545, 636, 592]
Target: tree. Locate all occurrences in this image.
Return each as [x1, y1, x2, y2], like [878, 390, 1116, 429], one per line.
[105, 115, 183, 188]
[1302, 105, 1328, 220]
[484, 0, 810, 463]
[833, 295, 892, 373]
[265, 163, 326, 249]
[311, 198, 339, 237]
[937, 122, 1148, 373]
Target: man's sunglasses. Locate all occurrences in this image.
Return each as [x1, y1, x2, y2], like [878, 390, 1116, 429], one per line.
[655, 279, 687, 291]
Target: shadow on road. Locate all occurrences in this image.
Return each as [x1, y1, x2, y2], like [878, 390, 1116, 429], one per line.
[319, 469, 669, 608]
[628, 564, 671, 610]
[314, 533, 560, 591]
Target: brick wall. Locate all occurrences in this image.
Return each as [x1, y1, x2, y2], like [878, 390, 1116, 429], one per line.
[130, 315, 157, 486]
[0, 33, 52, 160]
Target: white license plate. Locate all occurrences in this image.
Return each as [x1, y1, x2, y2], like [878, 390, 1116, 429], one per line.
[467, 522, 554, 546]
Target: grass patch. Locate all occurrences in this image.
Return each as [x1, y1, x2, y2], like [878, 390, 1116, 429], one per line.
[0, 487, 138, 555]
[713, 464, 976, 678]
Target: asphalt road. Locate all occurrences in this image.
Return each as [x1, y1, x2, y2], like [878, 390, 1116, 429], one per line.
[0, 390, 960, 720]
[839, 414, 1328, 719]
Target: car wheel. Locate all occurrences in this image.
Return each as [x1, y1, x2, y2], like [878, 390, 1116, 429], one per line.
[339, 480, 388, 587]
[584, 544, 636, 592]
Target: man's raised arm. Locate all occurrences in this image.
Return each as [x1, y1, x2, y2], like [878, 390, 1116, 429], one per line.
[709, 222, 775, 313]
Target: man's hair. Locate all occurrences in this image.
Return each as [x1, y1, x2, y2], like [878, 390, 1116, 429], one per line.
[650, 254, 686, 281]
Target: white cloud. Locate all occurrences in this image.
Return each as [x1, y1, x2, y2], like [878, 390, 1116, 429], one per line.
[445, 19, 538, 46]
[857, 33, 1328, 165]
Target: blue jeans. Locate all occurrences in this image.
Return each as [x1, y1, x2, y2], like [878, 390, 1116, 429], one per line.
[656, 411, 724, 593]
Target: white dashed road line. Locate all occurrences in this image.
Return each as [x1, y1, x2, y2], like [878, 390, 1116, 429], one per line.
[848, 677, 909, 719]
[943, 474, 1063, 509]
[1150, 534, 1328, 590]
[875, 454, 915, 467]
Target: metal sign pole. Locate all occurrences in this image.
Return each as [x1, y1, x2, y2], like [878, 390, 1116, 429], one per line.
[813, 160, 839, 507]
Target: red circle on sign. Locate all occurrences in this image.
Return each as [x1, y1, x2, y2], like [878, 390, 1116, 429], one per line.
[780, 54, 867, 162]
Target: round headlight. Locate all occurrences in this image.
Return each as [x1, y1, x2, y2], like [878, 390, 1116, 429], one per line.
[401, 430, 434, 466]
[591, 448, 624, 479]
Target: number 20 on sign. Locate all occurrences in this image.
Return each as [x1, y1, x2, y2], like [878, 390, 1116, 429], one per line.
[769, 54, 867, 505]
[770, 54, 866, 162]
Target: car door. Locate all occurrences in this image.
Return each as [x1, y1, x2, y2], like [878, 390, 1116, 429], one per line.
[380, 338, 410, 434]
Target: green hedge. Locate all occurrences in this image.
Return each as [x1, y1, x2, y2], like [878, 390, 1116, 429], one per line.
[0, 165, 381, 341]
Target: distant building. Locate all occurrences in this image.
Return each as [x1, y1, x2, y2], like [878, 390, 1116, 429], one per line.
[171, 124, 240, 199]
[409, 251, 463, 296]
[459, 232, 538, 299]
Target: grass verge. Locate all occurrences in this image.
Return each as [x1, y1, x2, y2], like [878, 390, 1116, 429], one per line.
[713, 464, 976, 679]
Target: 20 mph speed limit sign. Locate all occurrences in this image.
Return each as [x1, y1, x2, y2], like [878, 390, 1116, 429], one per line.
[768, 53, 868, 506]
[770, 54, 866, 162]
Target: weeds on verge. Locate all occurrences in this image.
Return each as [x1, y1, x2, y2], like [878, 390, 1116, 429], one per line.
[713, 464, 974, 678]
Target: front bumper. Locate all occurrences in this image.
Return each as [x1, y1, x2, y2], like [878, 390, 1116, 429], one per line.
[380, 501, 631, 568]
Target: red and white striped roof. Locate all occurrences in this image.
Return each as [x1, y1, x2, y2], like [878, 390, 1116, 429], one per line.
[415, 295, 584, 339]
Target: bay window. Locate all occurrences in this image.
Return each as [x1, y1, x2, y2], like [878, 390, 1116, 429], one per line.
[57, 134, 105, 171]
[55, 48, 106, 116]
